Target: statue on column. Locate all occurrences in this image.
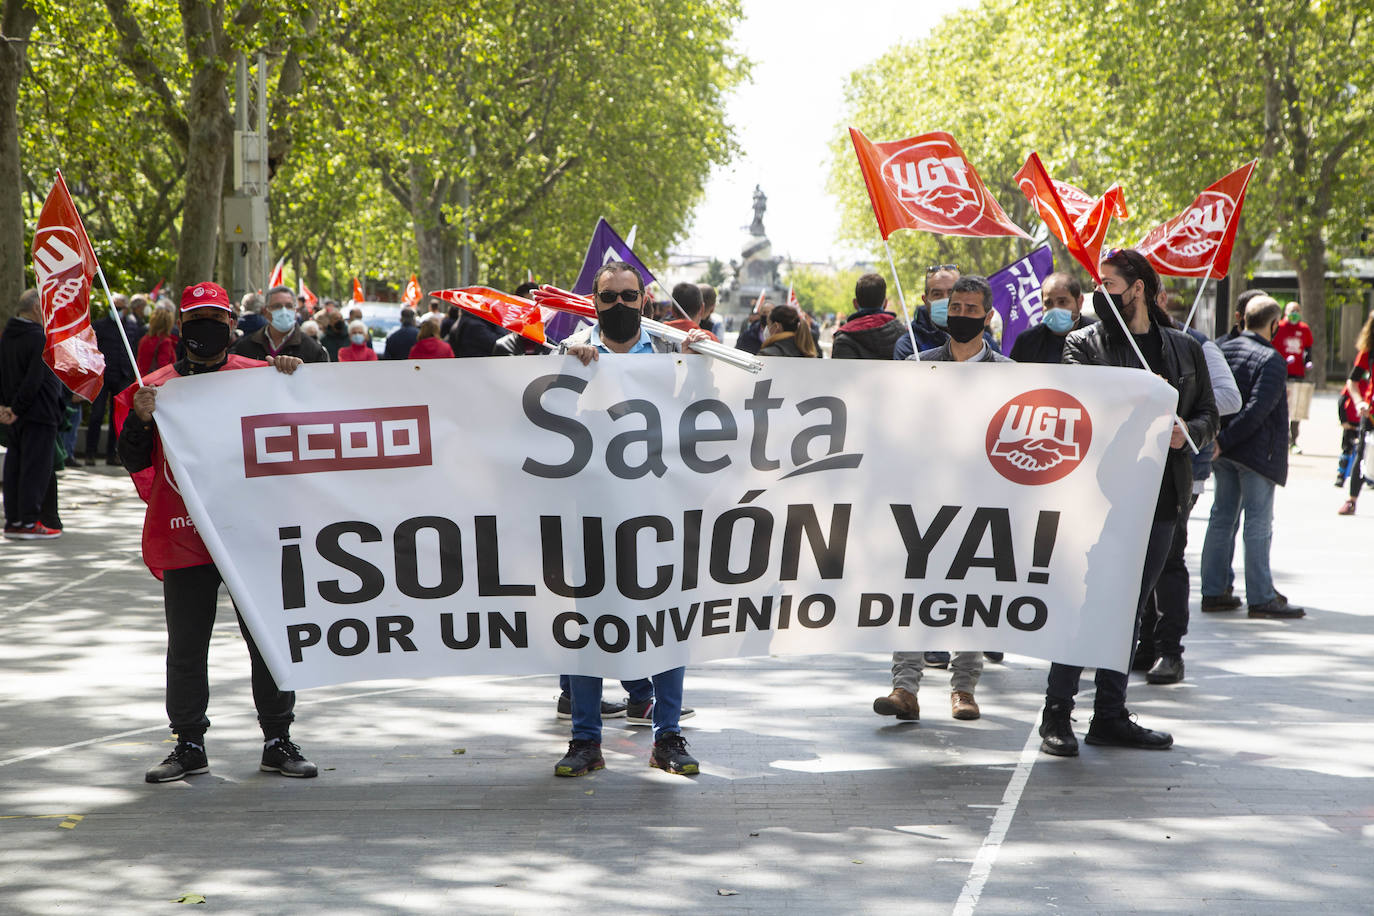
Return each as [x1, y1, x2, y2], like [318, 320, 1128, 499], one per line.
[750, 185, 767, 237]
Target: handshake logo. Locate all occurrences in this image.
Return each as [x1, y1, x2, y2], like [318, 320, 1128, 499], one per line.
[985, 390, 1092, 486]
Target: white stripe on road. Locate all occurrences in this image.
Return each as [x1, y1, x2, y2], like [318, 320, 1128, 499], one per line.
[0, 555, 139, 621]
[952, 721, 1042, 916]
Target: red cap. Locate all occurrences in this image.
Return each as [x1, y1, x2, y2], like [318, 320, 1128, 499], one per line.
[180, 281, 232, 313]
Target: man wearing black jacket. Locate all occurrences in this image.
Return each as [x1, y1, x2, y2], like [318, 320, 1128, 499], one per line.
[1, 290, 64, 539]
[1038, 249, 1218, 757]
[1009, 272, 1096, 364]
[832, 273, 907, 360]
[231, 285, 328, 363]
[84, 294, 138, 465]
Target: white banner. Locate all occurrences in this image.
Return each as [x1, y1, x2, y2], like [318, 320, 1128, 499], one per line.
[150, 357, 1177, 690]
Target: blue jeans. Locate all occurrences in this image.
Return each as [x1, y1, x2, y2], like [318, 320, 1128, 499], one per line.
[568, 667, 685, 742]
[558, 674, 653, 704]
[1201, 458, 1276, 605]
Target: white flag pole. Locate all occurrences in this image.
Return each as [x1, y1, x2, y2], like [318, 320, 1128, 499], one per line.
[884, 239, 921, 361]
[94, 265, 145, 389]
[1182, 231, 1229, 331]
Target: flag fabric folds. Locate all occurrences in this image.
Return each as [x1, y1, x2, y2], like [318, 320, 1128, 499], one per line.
[268, 257, 285, 289]
[31, 171, 105, 400]
[403, 274, 422, 309]
[989, 246, 1055, 355]
[299, 278, 318, 310]
[1136, 161, 1257, 278]
[431, 287, 547, 347]
[351, 277, 365, 303]
[848, 127, 1030, 241]
[571, 217, 660, 295]
[1015, 153, 1125, 284]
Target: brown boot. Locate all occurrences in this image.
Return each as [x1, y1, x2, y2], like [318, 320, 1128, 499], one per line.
[951, 690, 980, 720]
[873, 687, 919, 720]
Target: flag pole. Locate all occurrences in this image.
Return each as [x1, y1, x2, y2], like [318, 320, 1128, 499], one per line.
[884, 239, 921, 361]
[94, 265, 145, 389]
[1182, 237, 1228, 331]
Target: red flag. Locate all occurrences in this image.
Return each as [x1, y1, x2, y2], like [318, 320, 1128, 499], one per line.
[352, 277, 365, 303]
[531, 284, 599, 321]
[786, 284, 799, 308]
[1014, 153, 1125, 284]
[149, 278, 165, 300]
[268, 257, 285, 289]
[849, 127, 1030, 240]
[31, 171, 105, 400]
[433, 286, 547, 346]
[403, 274, 422, 308]
[1136, 161, 1257, 278]
[299, 278, 318, 310]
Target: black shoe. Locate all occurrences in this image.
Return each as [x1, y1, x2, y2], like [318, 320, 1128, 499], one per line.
[983, 651, 1004, 663]
[1131, 644, 1157, 672]
[649, 732, 699, 776]
[1248, 596, 1305, 619]
[146, 740, 209, 783]
[1038, 704, 1079, 757]
[555, 739, 604, 777]
[1336, 473, 1348, 487]
[626, 698, 696, 726]
[923, 651, 950, 668]
[555, 694, 628, 720]
[1084, 711, 1173, 749]
[1200, 590, 1242, 612]
[84, 456, 96, 467]
[1146, 654, 1184, 684]
[260, 737, 318, 777]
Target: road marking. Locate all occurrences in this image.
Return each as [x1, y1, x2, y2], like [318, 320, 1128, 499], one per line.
[59, 815, 84, 829]
[952, 721, 1042, 916]
[0, 555, 139, 621]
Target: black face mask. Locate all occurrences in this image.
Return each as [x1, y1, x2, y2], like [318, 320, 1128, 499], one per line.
[181, 318, 231, 357]
[946, 314, 985, 344]
[597, 303, 642, 344]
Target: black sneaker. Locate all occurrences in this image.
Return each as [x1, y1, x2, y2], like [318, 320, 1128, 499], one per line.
[923, 651, 950, 668]
[1085, 711, 1173, 749]
[554, 739, 604, 777]
[260, 737, 318, 777]
[555, 694, 628, 720]
[1248, 596, 1305, 619]
[146, 741, 209, 783]
[1146, 655, 1185, 684]
[626, 699, 696, 726]
[1200, 590, 1242, 612]
[1038, 704, 1079, 757]
[649, 732, 699, 776]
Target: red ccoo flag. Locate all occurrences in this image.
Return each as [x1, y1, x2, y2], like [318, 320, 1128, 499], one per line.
[268, 257, 285, 289]
[299, 277, 318, 310]
[403, 274, 422, 308]
[352, 277, 365, 303]
[849, 127, 1030, 240]
[1136, 161, 1256, 278]
[1015, 153, 1125, 284]
[31, 171, 105, 400]
[432, 287, 546, 347]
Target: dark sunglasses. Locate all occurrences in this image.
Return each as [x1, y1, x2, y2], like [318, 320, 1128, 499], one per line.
[596, 289, 641, 304]
[926, 263, 958, 274]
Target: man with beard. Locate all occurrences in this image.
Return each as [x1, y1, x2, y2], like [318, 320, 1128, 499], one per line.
[1037, 249, 1218, 757]
[557, 262, 708, 777]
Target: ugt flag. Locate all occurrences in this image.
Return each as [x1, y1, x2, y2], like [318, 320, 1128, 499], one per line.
[31, 171, 105, 400]
[1015, 154, 1125, 284]
[1136, 161, 1256, 278]
[571, 217, 660, 295]
[848, 127, 1030, 240]
[989, 246, 1055, 356]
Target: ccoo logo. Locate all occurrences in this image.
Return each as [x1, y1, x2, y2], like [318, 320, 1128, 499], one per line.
[985, 389, 1091, 485]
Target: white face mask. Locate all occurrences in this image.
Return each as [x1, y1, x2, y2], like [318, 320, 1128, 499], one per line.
[350, 333, 367, 345]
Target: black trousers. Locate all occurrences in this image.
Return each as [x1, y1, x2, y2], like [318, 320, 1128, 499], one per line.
[162, 563, 295, 741]
[1138, 494, 1198, 657]
[84, 373, 132, 460]
[1046, 517, 1176, 716]
[2, 420, 57, 526]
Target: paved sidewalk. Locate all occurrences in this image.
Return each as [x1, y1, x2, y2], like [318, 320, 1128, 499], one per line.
[1, 394, 1370, 914]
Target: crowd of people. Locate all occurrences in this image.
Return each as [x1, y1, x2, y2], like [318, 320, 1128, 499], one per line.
[1, 248, 1367, 783]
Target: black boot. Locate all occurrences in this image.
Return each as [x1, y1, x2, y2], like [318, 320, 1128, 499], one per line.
[1085, 709, 1173, 749]
[1038, 703, 1079, 757]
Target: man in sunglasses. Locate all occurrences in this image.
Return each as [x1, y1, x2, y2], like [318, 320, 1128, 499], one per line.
[892, 264, 967, 361]
[558, 262, 709, 778]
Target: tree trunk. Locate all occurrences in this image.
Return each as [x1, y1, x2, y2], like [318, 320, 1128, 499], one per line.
[1289, 237, 1328, 387]
[0, 0, 38, 322]
[408, 161, 450, 303]
[175, 70, 232, 292]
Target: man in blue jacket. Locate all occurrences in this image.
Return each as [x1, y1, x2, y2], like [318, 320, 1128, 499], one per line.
[1199, 296, 1303, 619]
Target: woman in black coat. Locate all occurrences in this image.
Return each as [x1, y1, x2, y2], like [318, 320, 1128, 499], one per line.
[758, 305, 818, 358]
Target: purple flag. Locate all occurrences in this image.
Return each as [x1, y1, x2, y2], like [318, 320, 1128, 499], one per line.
[571, 217, 660, 295]
[990, 245, 1054, 355]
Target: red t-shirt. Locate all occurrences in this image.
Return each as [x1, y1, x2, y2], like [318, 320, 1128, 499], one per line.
[1271, 320, 1313, 378]
[665, 318, 720, 342]
[1353, 349, 1372, 403]
[114, 355, 266, 578]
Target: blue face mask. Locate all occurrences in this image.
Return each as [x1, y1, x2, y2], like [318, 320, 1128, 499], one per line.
[929, 298, 949, 328]
[1042, 307, 1074, 334]
[270, 308, 296, 333]
[350, 333, 367, 346]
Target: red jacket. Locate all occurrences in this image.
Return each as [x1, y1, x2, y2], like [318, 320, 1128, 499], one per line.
[409, 337, 454, 359]
[337, 342, 378, 362]
[115, 355, 265, 578]
[137, 333, 177, 374]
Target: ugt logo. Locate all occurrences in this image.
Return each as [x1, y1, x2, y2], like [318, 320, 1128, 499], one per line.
[1157, 191, 1234, 272]
[880, 139, 985, 232]
[985, 389, 1092, 485]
